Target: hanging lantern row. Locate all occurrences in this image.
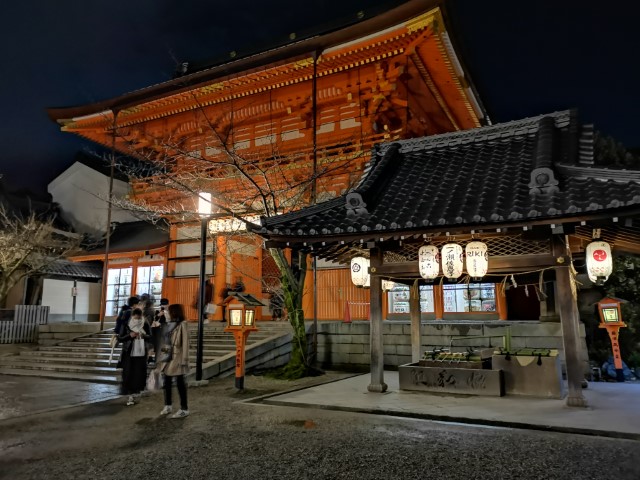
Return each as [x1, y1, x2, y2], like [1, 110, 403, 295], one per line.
[586, 240, 613, 285]
[418, 241, 489, 281]
[351, 241, 490, 287]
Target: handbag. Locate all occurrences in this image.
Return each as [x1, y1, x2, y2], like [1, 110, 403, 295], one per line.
[146, 368, 161, 391]
[159, 345, 173, 362]
[132, 337, 146, 357]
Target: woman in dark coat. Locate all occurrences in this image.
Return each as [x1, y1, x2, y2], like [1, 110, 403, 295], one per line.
[117, 307, 151, 405]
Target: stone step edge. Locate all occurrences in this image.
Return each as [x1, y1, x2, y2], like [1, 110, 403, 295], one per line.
[0, 367, 119, 384]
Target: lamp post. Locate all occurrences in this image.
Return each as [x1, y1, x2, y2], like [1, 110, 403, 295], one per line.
[196, 192, 211, 381]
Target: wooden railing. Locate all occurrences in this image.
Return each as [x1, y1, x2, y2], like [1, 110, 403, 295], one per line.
[0, 306, 49, 344]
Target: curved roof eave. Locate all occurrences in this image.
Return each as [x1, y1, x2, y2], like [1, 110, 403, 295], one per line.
[48, 0, 465, 123]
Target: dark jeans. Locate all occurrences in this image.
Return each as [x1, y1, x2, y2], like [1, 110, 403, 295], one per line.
[163, 374, 188, 410]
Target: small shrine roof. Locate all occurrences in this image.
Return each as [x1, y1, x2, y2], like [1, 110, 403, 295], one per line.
[258, 110, 640, 243]
[222, 292, 265, 307]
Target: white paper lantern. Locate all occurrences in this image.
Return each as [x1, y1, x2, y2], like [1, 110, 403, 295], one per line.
[382, 280, 396, 292]
[441, 243, 463, 280]
[351, 257, 370, 288]
[465, 241, 488, 279]
[418, 245, 440, 280]
[586, 241, 613, 284]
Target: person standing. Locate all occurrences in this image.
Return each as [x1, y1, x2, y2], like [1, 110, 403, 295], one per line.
[117, 307, 151, 406]
[159, 303, 190, 418]
[150, 298, 169, 363]
[114, 296, 140, 335]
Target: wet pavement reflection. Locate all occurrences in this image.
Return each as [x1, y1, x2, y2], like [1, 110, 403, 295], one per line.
[0, 375, 120, 420]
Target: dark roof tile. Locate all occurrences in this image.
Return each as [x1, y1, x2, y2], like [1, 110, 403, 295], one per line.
[260, 110, 640, 239]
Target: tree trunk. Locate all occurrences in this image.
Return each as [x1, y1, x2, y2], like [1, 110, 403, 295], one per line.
[269, 247, 308, 378]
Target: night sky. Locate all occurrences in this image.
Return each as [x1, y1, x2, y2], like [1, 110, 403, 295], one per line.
[1, 0, 639, 195]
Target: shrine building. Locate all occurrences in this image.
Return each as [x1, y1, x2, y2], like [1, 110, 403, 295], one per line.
[48, 0, 487, 321]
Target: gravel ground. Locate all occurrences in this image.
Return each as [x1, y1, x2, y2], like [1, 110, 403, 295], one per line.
[0, 372, 638, 480]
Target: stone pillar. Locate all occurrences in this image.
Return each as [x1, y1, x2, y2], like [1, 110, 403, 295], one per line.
[409, 280, 421, 363]
[556, 265, 588, 407]
[368, 247, 387, 393]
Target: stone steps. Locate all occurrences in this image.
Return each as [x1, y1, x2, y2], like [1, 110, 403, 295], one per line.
[0, 323, 292, 384]
[0, 367, 119, 384]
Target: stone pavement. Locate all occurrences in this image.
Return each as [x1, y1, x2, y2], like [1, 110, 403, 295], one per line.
[1, 349, 639, 442]
[0, 374, 119, 421]
[259, 371, 640, 440]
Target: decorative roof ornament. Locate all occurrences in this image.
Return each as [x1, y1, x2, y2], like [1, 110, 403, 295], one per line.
[529, 167, 560, 195]
[345, 192, 369, 218]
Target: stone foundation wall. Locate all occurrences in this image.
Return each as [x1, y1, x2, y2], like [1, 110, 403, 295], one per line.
[315, 320, 589, 375]
[38, 322, 115, 345]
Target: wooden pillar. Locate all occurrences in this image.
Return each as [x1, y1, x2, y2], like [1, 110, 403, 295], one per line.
[496, 284, 508, 320]
[368, 247, 387, 393]
[409, 279, 421, 363]
[556, 264, 588, 407]
[433, 284, 444, 320]
[213, 236, 227, 321]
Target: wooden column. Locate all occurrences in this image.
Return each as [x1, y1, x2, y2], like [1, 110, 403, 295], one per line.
[409, 280, 421, 362]
[213, 236, 227, 321]
[496, 284, 508, 321]
[556, 264, 588, 407]
[433, 284, 444, 320]
[368, 247, 387, 393]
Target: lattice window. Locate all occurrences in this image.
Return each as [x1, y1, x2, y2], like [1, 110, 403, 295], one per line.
[381, 234, 550, 263]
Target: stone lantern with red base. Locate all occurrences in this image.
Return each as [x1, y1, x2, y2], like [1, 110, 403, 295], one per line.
[596, 296, 628, 382]
[221, 292, 263, 390]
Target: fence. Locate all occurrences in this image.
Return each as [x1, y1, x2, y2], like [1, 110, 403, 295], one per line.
[0, 305, 49, 343]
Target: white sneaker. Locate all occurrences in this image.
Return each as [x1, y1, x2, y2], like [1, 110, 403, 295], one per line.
[126, 395, 135, 406]
[160, 405, 172, 415]
[170, 409, 189, 419]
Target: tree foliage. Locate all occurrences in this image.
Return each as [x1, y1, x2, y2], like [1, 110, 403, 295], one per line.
[586, 255, 640, 368]
[0, 204, 82, 307]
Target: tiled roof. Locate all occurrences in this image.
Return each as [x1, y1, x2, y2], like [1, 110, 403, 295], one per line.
[86, 220, 169, 255]
[42, 260, 102, 279]
[260, 110, 640, 239]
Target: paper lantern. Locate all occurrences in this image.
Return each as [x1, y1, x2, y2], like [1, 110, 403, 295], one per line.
[382, 280, 396, 292]
[350, 257, 370, 288]
[586, 241, 613, 284]
[441, 243, 463, 280]
[465, 241, 489, 279]
[418, 245, 440, 280]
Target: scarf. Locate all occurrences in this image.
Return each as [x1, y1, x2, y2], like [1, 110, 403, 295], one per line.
[128, 316, 145, 334]
[129, 317, 146, 357]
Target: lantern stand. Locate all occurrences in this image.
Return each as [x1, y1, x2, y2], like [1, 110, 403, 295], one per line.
[596, 296, 628, 382]
[221, 292, 263, 390]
